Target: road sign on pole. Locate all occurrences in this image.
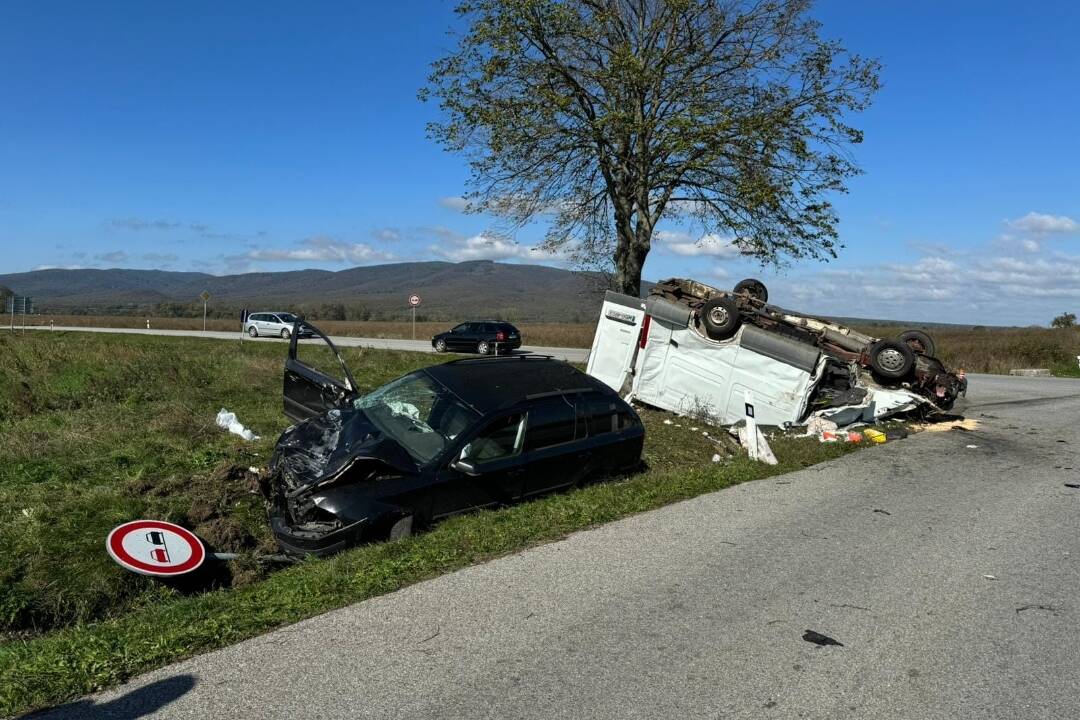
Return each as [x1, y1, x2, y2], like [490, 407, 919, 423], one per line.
[106, 519, 207, 577]
[408, 294, 421, 340]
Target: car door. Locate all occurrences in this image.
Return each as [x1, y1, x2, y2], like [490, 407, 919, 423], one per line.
[448, 323, 476, 351]
[430, 411, 527, 517]
[283, 320, 360, 421]
[519, 397, 590, 498]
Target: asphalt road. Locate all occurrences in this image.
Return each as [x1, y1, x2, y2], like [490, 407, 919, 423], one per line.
[34, 373, 1080, 720]
[22, 325, 592, 363]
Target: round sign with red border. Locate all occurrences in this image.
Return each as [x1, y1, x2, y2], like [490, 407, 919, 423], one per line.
[106, 520, 207, 577]
[408, 293, 421, 307]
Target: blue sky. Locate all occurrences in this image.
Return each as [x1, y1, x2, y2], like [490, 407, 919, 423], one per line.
[1, 1, 1078, 325]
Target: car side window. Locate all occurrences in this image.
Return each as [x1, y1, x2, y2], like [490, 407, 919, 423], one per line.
[459, 413, 525, 464]
[524, 398, 576, 451]
[249, 314, 262, 322]
[451, 323, 468, 333]
[578, 396, 621, 437]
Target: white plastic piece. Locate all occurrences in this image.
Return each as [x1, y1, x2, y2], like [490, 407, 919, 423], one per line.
[215, 408, 260, 442]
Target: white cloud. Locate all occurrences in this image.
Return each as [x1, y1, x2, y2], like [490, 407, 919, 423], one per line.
[430, 233, 563, 263]
[1006, 212, 1079, 235]
[439, 196, 470, 212]
[239, 236, 395, 264]
[661, 232, 743, 258]
[371, 227, 402, 242]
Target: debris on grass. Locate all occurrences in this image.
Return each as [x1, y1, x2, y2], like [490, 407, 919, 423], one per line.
[215, 408, 260, 441]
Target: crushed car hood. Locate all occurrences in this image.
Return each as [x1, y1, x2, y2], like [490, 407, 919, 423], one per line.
[272, 406, 418, 492]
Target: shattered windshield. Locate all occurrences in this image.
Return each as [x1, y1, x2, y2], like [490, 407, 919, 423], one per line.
[354, 372, 479, 465]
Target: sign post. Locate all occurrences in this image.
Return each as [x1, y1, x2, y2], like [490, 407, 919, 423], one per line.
[200, 291, 211, 331]
[106, 520, 208, 577]
[743, 389, 759, 461]
[408, 293, 421, 340]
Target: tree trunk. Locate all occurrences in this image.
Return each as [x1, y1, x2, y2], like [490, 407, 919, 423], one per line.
[612, 229, 648, 296]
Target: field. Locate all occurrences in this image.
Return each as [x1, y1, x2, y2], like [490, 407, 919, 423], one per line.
[0, 330, 860, 716]
[26, 314, 1080, 376]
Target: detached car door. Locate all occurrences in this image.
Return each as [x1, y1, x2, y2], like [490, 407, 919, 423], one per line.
[283, 320, 360, 422]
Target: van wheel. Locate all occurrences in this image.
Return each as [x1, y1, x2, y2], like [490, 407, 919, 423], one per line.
[248, 327, 258, 338]
[280, 328, 290, 340]
[701, 297, 741, 340]
[477, 340, 490, 355]
[899, 329, 935, 357]
[869, 340, 915, 380]
[388, 515, 413, 541]
[734, 278, 768, 303]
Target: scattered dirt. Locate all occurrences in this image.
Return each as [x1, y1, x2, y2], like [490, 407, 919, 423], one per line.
[911, 418, 980, 433]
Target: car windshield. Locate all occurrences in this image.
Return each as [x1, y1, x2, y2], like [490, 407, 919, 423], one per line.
[276, 313, 298, 324]
[354, 372, 479, 465]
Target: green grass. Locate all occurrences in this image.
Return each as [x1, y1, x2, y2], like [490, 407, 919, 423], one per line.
[0, 331, 859, 716]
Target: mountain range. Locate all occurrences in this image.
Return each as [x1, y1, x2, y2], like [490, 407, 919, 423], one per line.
[0, 261, 614, 322]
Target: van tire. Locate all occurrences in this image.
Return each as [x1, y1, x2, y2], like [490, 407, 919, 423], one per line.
[899, 329, 935, 357]
[734, 278, 768, 303]
[701, 297, 741, 341]
[869, 340, 915, 379]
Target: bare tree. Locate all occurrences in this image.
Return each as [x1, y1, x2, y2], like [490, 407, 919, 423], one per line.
[421, 0, 880, 294]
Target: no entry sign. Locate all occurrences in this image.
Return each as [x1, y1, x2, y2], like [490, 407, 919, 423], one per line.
[106, 520, 207, 576]
[408, 293, 421, 307]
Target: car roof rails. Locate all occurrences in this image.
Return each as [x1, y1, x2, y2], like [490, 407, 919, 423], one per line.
[445, 354, 554, 365]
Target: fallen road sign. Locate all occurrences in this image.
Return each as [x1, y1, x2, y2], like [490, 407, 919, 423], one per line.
[106, 519, 207, 576]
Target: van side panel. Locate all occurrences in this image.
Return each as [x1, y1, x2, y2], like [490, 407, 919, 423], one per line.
[632, 322, 812, 426]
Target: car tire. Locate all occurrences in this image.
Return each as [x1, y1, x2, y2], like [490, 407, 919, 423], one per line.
[869, 339, 916, 380]
[700, 297, 741, 341]
[388, 515, 413, 541]
[280, 328, 290, 340]
[248, 326, 258, 338]
[434, 338, 447, 353]
[734, 278, 769, 303]
[899, 329, 936, 357]
[477, 340, 490, 355]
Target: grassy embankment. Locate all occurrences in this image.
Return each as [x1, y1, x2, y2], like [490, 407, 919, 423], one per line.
[29, 314, 1080, 376]
[0, 331, 859, 716]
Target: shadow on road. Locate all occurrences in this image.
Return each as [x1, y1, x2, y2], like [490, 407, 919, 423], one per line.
[28, 674, 196, 720]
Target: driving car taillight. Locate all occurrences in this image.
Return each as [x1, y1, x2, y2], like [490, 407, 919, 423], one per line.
[496, 331, 506, 342]
[639, 315, 652, 348]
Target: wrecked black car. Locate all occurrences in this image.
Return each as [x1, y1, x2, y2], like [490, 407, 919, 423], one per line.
[265, 321, 644, 556]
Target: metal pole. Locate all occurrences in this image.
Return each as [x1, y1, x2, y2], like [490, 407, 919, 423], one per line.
[412, 306, 416, 340]
[203, 301, 207, 331]
[9, 297, 13, 332]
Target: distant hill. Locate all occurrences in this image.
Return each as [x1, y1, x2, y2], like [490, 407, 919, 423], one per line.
[0, 262, 615, 322]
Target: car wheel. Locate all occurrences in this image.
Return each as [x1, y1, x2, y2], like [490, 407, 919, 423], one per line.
[248, 326, 258, 338]
[869, 339, 915, 380]
[899, 329, 936, 357]
[388, 515, 413, 541]
[734, 278, 768, 303]
[700, 297, 741, 341]
[434, 338, 447, 353]
[477, 340, 490, 355]
[280, 328, 290, 340]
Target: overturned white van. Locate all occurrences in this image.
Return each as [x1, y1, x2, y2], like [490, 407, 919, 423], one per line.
[586, 279, 965, 427]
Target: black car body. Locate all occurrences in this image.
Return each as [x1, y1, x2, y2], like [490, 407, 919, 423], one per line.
[267, 321, 643, 556]
[431, 321, 522, 355]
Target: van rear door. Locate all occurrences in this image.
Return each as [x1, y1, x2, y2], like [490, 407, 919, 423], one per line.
[585, 291, 646, 394]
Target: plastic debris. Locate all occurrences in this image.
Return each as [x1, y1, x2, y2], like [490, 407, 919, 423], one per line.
[966, 444, 979, 449]
[216, 408, 260, 442]
[802, 630, 844, 647]
[864, 429, 887, 444]
[663, 419, 673, 425]
[805, 416, 839, 439]
[711, 453, 721, 463]
[983, 574, 997, 580]
[736, 425, 778, 465]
